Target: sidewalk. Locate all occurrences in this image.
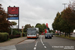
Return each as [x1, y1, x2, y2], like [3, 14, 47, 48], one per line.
[0, 37, 27, 47]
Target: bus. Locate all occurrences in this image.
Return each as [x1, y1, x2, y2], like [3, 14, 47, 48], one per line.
[27, 28, 39, 38]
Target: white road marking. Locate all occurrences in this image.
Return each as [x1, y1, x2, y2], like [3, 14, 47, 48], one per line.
[34, 35, 47, 50]
[40, 35, 47, 49]
[35, 41, 38, 47]
[44, 46, 47, 48]
[43, 44, 44, 45]
[40, 36, 43, 43]
[34, 41, 38, 50]
[34, 47, 36, 50]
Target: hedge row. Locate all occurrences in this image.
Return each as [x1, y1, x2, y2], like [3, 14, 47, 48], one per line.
[0, 32, 26, 42]
[9, 34, 26, 39]
[0, 32, 9, 42]
[9, 34, 20, 39]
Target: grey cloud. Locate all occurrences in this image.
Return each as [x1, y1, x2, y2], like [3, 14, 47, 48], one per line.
[0, 0, 70, 29]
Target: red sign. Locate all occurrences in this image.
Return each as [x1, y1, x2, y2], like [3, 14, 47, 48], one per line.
[46, 23, 48, 28]
[8, 7, 19, 14]
[45, 29, 47, 33]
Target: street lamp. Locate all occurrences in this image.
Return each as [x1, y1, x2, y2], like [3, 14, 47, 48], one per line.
[62, 3, 67, 9]
[22, 26, 24, 37]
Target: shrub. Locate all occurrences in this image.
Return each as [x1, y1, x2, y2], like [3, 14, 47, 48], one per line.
[9, 34, 21, 39]
[14, 35, 20, 38]
[55, 33, 59, 35]
[0, 32, 9, 42]
[8, 35, 14, 39]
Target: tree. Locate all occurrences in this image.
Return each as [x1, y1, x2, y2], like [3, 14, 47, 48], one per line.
[61, 7, 75, 37]
[0, 4, 11, 32]
[31, 26, 34, 28]
[35, 23, 46, 33]
[52, 2, 75, 37]
[10, 21, 17, 25]
[52, 12, 61, 30]
[35, 23, 43, 33]
[24, 24, 32, 32]
[41, 23, 46, 32]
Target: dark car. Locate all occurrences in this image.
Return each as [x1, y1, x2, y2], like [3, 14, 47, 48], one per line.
[51, 33, 53, 37]
[45, 33, 52, 39]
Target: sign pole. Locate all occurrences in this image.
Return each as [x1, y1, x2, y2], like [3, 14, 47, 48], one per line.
[22, 26, 23, 37]
[18, 7, 19, 34]
[7, 6, 19, 36]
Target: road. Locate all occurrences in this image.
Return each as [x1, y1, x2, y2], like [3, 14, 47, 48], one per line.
[15, 35, 75, 50]
[0, 35, 75, 50]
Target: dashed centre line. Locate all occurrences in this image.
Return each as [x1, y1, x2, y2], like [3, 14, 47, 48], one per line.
[34, 35, 47, 50]
[34, 47, 36, 50]
[34, 41, 38, 50]
[41, 36, 47, 49]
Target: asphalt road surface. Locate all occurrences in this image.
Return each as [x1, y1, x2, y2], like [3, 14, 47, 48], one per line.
[15, 35, 75, 50]
[0, 35, 75, 50]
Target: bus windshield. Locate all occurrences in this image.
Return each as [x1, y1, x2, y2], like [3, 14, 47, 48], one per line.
[27, 28, 36, 35]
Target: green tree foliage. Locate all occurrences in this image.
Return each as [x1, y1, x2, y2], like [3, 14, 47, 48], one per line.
[35, 23, 46, 32]
[24, 24, 32, 32]
[31, 26, 34, 28]
[10, 21, 17, 25]
[0, 4, 11, 32]
[52, 12, 61, 30]
[52, 2, 75, 37]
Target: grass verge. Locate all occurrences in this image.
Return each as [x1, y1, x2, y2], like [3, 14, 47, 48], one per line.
[55, 35, 75, 41]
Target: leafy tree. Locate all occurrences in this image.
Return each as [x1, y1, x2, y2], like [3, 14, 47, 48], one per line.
[61, 7, 75, 36]
[10, 21, 17, 25]
[31, 26, 34, 28]
[24, 24, 32, 32]
[52, 12, 61, 30]
[35, 23, 43, 32]
[52, 2, 75, 37]
[41, 23, 46, 31]
[35, 23, 47, 33]
[0, 4, 11, 32]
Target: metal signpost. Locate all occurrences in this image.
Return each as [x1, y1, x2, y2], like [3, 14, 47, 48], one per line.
[7, 6, 19, 34]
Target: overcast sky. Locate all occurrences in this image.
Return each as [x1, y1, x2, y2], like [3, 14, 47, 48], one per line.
[0, 0, 72, 29]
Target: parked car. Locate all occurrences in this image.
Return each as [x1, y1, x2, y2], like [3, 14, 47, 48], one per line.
[45, 33, 52, 39]
[50, 33, 53, 37]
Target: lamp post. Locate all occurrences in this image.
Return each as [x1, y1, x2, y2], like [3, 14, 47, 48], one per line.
[22, 26, 24, 37]
[63, 3, 67, 9]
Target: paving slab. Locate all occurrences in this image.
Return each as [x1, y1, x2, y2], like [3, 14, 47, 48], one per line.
[0, 37, 27, 47]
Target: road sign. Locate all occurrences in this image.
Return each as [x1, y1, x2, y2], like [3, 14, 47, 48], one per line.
[46, 23, 48, 28]
[7, 6, 19, 20]
[8, 7, 19, 14]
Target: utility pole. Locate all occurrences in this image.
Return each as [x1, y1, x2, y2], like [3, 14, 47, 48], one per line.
[63, 3, 67, 9]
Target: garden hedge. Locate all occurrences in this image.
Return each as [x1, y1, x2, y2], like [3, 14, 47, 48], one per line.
[0, 32, 9, 42]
